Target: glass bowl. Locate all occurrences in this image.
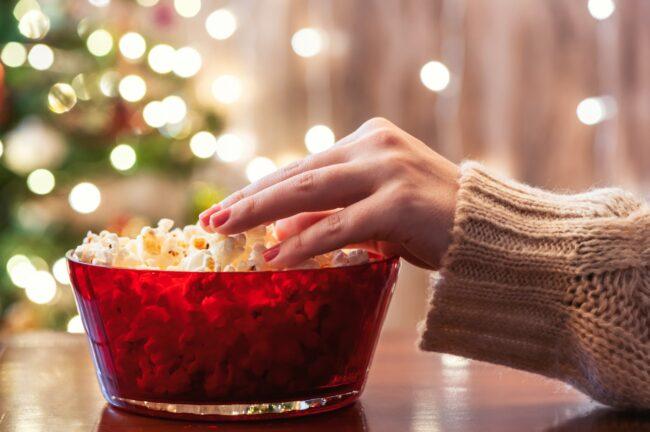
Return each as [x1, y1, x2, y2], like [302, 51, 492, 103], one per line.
[67, 254, 399, 421]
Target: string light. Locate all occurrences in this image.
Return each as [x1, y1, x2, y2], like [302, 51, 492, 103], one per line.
[99, 71, 119, 97]
[110, 144, 137, 171]
[246, 157, 277, 182]
[136, 0, 159, 6]
[118, 74, 147, 102]
[173, 47, 202, 78]
[291, 28, 324, 58]
[89, 0, 110, 7]
[305, 125, 335, 154]
[25, 270, 57, 304]
[211, 75, 242, 104]
[48, 83, 77, 114]
[205, 9, 237, 40]
[52, 257, 70, 285]
[26, 169, 55, 195]
[18, 9, 50, 40]
[576, 96, 616, 125]
[148, 44, 175, 74]
[215, 133, 245, 162]
[420, 61, 450, 92]
[588, 0, 615, 20]
[69, 182, 101, 214]
[86, 29, 113, 57]
[7, 255, 35, 288]
[67, 315, 85, 333]
[27, 44, 54, 70]
[1, 42, 27, 68]
[189, 131, 218, 158]
[174, 0, 201, 18]
[143, 101, 166, 128]
[162, 95, 187, 124]
[119, 32, 146, 60]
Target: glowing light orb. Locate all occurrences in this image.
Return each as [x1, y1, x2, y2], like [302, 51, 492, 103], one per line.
[173, 47, 202, 78]
[1, 42, 27, 68]
[27, 44, 54, 70]
[118, 74, 147, 102]
[162, 95, 187, 124]
[110, 144, 137, 171]
[215, 133, 245, 162]
[119, 32, 146, 60]
[174, 0, 201, 18]
[87, 29, 113, 57]
[291, 28, 324, 58]
[67, 315, 85, 333]
[18, 9, 50, 40]
[143, 101, 166, 128]
[211, 75, 242, 104]
[305, 125, 335, 154]
[246, 157, 277, 183]
[189, 131, 218, 159]
[26, 169, 55, 195]
[52, 257, 70, 285]
[48, 83, 77, 114]
[420, 61, 450, 92]
[69, 182, 101, 214]
[205, 9, 237, 40]
[25, 271, 57, 304]
[588, 0, 615, 20]
[148, 44, 175, 74]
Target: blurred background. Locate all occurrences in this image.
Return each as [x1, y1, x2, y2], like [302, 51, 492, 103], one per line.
[0, 0, 648, 333]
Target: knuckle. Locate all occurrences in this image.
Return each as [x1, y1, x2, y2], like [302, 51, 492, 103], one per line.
[324, 213, 344, 236]
[238, 196, 257, 215]
[294, 171, 315, 193]
[370, 127, 400, 148]
[362, 117, 392, 130]
[281, 159, 304, 177]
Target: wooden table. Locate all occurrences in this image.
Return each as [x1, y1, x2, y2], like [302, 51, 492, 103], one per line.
[1, 331, 649, 432]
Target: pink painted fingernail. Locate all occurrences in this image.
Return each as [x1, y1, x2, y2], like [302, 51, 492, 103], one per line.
[210, 209, 230, 228]
[263, 244, 281, 262]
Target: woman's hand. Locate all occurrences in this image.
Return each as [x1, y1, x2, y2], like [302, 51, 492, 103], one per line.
[198, 118, 460, 270]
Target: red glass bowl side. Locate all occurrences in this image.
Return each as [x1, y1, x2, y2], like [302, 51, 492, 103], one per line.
[67, 257, 399, 419]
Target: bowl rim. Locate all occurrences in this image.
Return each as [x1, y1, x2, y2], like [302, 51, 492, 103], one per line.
[65, 250, 399, 276]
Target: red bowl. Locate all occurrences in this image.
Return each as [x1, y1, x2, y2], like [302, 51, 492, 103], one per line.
[67, 254, 399, 421]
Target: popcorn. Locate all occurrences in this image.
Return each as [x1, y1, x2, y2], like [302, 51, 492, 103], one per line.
[72, 219, 375, 271]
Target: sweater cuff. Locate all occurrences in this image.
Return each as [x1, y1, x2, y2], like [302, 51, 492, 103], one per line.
[419, 161, 643, 378]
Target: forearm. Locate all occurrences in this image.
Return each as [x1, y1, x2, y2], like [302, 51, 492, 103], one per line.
[420, 161, 650, 409]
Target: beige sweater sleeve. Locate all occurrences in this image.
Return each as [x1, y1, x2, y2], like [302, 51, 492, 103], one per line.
[419, 161, 650, 410]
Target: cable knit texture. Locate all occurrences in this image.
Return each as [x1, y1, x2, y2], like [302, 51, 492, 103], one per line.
[419, 161, 650, 410]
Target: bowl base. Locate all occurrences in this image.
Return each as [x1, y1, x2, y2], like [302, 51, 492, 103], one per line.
[108, 390, 360, 421]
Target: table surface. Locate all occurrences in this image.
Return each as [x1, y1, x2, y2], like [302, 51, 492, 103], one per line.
[1, 331, 649, 432]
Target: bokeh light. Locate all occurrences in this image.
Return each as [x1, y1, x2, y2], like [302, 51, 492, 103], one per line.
[67, 315, 85, 333]
[174, 0, 201, 18]
[27, 44, 54, 70]
[86, 29, 113, 57]
[215, 133, 245, 162]
[211, 75, 242, 104]
[143, 101, 166, 128]
[118, 74, 147, 102]
[173, 47, 202, 78]
[588, 0, 615, 20]
[189, 131, 218, 158]
[291, 28, 324, 58]
[136, 0, 159, 6]
[18, 9, 50, 40]
[99, 71, 119, 97]
[52, 257, 70, 285]
[89, 0, 110, 6]
[576, 97, 608, 125]
[420, 61, 450, 92]
[26, 169, 55, 195]
[69, 182, 101, 214]
[0, 140, 3, 158]
[110, 144, 137, 171]
[119, 32, 146, 60]
[246, 157, 277, 183]
[1, 42, 27, 68]
[205, 9, 237, 40]
[71, 74, 91, 101]
[162, 95, 187, 124]
[148, 44, 175, 74]
[25, 270, 57, 304]
[305, 125, 335, 154]
[13, 0, 41, 20]
[8, 255, 35, 288]
[48, 83, 77, 114]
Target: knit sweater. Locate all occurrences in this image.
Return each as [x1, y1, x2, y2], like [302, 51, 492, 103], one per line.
[419, 161, 650, 410]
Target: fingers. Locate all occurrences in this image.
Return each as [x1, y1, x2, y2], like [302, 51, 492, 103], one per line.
[219, 146, 350, 210]
[265, 198, 385, 267]
[274, 211, 333, 240]
[208, 163, 374, 234]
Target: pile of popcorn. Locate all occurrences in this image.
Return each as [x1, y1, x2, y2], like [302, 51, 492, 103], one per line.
[72, 219, 370, 271]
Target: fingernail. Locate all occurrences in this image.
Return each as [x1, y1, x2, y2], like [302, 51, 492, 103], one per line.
[210, 208, 231, 228]
[200, 205, 221, 225]
[263, 244, 281, 262]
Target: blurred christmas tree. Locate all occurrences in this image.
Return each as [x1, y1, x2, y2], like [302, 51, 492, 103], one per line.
[0, 0, 226, 332]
